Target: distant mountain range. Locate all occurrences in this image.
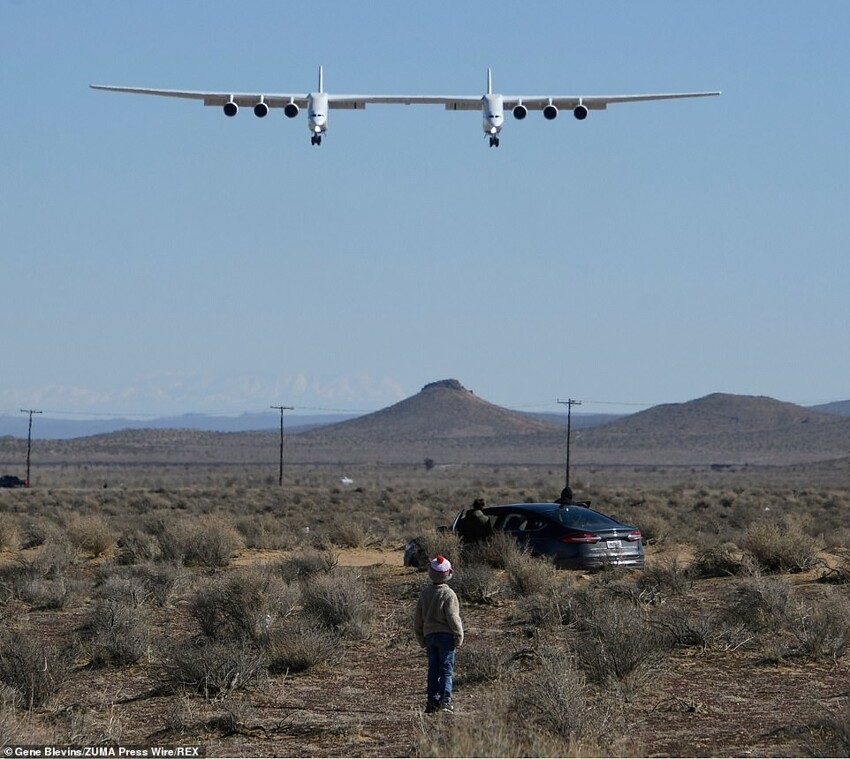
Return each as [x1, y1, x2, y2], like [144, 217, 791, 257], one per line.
[1, 380, 849, 469]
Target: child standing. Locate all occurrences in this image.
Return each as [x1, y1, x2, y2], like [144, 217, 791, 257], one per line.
[414, 555, 464, 713]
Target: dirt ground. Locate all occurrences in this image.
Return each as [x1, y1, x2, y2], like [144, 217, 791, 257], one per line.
[6, 543, 847, 758]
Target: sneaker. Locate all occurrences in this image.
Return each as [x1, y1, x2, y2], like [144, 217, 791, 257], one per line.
[425, 700, 440, 714]
[439, 701, 454, 713]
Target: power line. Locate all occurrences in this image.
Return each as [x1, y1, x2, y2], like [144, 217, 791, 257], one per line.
[556, 399, 581, 491]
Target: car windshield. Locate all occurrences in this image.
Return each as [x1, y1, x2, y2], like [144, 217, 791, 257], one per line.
[548, 506, 624, 531]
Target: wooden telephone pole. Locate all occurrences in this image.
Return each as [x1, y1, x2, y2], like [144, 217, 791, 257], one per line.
[20, 408, 42, 487]
[556, 398, 581, 490]
[270, 405, 294, 486]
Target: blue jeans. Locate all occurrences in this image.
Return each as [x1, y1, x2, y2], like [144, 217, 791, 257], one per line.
[425, 632, 456, 704]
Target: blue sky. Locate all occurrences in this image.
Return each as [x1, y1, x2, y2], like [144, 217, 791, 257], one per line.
[2, 1, 848, 419]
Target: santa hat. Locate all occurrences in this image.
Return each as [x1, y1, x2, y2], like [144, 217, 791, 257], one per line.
[428, 555, 453, 583]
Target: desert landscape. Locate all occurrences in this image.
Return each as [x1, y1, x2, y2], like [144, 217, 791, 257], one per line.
[1, 381, 850, 757]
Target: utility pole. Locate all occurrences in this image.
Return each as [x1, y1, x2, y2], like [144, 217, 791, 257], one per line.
[556, 398, 581, 490]
[270, 405, 294, 486]
[20, 408, 42, 487]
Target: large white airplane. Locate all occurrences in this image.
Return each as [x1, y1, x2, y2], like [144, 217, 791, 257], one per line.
[90, 67, 720, 147]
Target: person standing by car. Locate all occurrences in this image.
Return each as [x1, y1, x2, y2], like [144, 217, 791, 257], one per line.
[414, 555, 464, 713]
[457, 498, 493, 543]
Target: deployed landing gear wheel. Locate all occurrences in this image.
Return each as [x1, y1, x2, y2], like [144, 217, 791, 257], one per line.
[489, 136, 500, 147]
[311, 134, 322, 146]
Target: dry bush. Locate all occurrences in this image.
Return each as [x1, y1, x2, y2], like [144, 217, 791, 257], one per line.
[462, 531, 524, 570]
[67, 515, 115, 557]
[412, 528, 462, 571]
[637, 557, 692, 599]
[451, 562, 502, 605]
[511, 645, 609, 749]
[301, 568, 374, 640]
[506, 551, 554, 597]
[0, 514, 20, 551]
[265, 618, 339, 674]
[723, 576, 793, 634]
[788, 591, 850, 662]
[326, 518, 370, 549]
[153, 517, 241, 568]
[572, 590, 670, 694]
[189, 565, 298, 643]
[115, 529, 162, 565]
[159, 639, 267, 701]
[689, 543, 754, 578]
[742, 518, 820, 574]
[454, 645, 506, 686]
[808, 703, 850, 756]
[276, 548, 338, 582]
[0, 628, 70, 708]
[80, 597, 152, 666]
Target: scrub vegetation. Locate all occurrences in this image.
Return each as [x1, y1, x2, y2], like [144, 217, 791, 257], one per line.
[1, 467, 850, 756]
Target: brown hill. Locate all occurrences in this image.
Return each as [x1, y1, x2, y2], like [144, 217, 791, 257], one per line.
[3, 387, 849, 473]
[576, 393, 850, 465]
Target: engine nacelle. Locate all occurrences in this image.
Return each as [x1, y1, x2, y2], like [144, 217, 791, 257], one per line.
[284, 102, 299, 119]
[512, 104, 528, 120]
[543, 104, 559, 120]
[223, 101, 238, 117]
[573, 104, 589, 120]
[253, 102, 269, 118]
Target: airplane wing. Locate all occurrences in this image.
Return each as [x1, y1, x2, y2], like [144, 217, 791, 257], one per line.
[502, 91, 721, 111]
[89, 85, 311, 109]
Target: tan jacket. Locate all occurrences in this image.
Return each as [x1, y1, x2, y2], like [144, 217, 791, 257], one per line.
[414, 583, 464, 648]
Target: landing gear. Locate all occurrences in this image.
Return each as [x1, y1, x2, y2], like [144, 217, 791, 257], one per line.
[311, 134, 323, 146]
[489, 135, 500, 148]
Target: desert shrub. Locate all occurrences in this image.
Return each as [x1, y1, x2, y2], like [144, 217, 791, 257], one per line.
[18, 517, 63, 549]
[635, 512, 669, 544]
[741, 518, 820, 574]
[412, 529, 462, 571]
[25, 540, 76, 579]
[265, 619, 339, 674]
[277, 548, 338, 582]
[572, 590, 669, 693]
[809, 703, 850, 756]
[67, 515, 115, 557]
[511, 645, 602, 745]
[636, 557, 692, 599]
[159, 639, 266, 701]
[182, 518, 241, 568]
[326, 519, 369, 549]
[0, 628, 70, 707]
[301, 569, 374, 640]
[506, 551, 554, 597]
[0, 514, 20, 551]
[454, 645, 506, 686]
[788, 592, 850, 662]
[650, 606, 731, 649]
[189, 566, 298, 643]
[451, 562, 502, 605]
[80, 597, 152, 666]
[416, 693, 592, 757]
[689, 543, 754, 578]
[723, 576, 793, 633]
[116, 529, 162, 565]
[462, 531, 524, 570]
[152, 517, 240, 568]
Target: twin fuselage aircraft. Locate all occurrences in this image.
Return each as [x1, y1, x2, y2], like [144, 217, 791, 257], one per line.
[90, 67, 720, 147]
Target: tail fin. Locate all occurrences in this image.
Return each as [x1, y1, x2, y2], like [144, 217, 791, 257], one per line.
[487, 68, 492, 94]
[318, 65, 324, 92]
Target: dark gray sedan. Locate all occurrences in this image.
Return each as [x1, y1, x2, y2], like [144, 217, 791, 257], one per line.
[451, 501, 644, 570]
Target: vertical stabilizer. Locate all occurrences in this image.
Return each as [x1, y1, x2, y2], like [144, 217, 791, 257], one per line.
[318, 65, 324, 93]
[487, 68, 492, 94]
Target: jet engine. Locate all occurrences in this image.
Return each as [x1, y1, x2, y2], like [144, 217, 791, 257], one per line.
[543, 104, 559, 120]
[573, 104, 589, 120]
[223, 101, 238, 117]
[512, 104, 528, 120]
[253, 101, 269, 118]
[284, 102, 300, 118]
